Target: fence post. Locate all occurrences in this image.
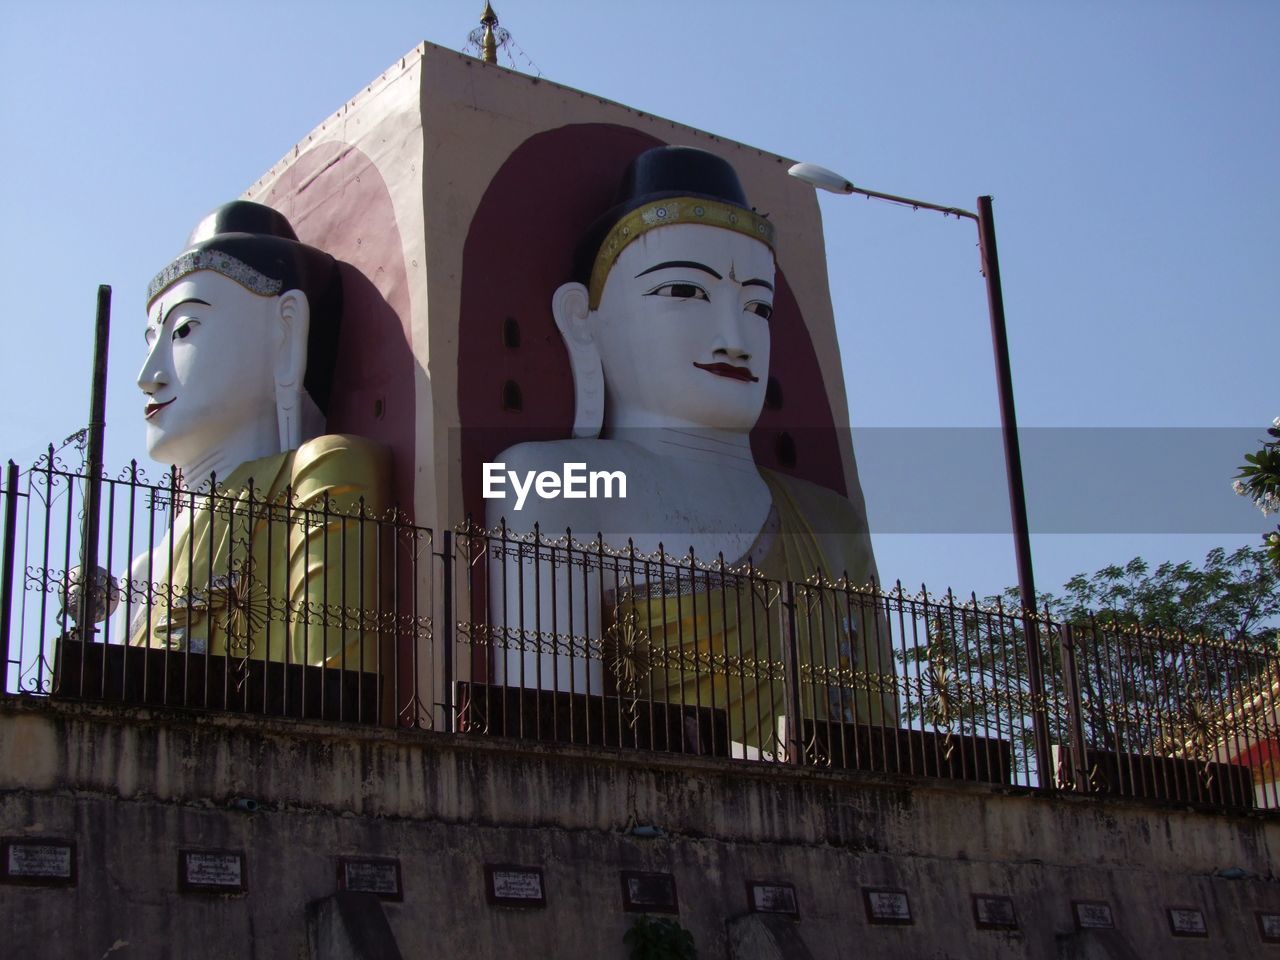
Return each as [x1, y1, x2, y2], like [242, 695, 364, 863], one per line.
[1057, 623, 1089, 793]
[783, 581, 803, 765]
[440, 529, 454, 733]
[0, 462, 19, 686]
[78, 285, 111, 638]
[1024, 612, 1055, 791]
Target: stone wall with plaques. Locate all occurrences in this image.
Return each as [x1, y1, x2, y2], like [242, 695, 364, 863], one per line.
[1, 696, 1277, 959]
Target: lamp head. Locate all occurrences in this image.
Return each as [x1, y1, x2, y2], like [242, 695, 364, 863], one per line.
[787, 162, 855, 195]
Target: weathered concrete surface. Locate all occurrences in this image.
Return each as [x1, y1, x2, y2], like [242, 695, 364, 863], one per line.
[727, 913, 815, 959]
[307, 892, 403, 960]
[0, 696, 1276, 959]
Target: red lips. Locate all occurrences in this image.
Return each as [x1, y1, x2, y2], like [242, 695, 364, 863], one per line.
[692, 362, 758, 383]
[144, 398, 176, 420]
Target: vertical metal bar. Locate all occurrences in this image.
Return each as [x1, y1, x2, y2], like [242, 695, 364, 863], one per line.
[121, 461, 138, 699]
[945, 590, 971, 782]
[693, 559, 710, 754]
[389, 508, 401, 726]
[36, 451, 55, 694]
[320, 491, 331, 719]
[100, 475, 117, 698]
[0, 462, 19, 684]
[1058, 624, 1089, 793]
[783, 582, 803, 765]
[78, 285, 112, 638]
[441, 529, 454, 733]
[976, 197, 1050, 789]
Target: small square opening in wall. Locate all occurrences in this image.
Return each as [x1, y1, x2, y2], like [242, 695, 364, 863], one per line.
[747, 881, 799, 918]
[485, 865, 546, 908]
[1, 838, 76, 886]
[1072, 900, 1114, 930]
[338, 857, 403, 901]
[973, 894, 1018, 930]
[1257, 912, 1280, 944]
[862, 887, 912, 925]
[621, 871, 678, 914]
[1167, 907, 1207, 938]
[178, 850, 246, 894]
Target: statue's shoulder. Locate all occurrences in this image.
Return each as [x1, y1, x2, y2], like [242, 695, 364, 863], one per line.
[289, 434, 391, 509]
[485, 438, 635, 534]
[494, 437, 634, 474]
[762, 468, 876, 585]
[294, 432, 388, 462]
[762, 471, 875, 537]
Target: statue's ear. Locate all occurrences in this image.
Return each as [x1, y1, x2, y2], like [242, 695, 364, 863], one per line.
[551, 281, 603, 439]
[274, 290, 311, 451]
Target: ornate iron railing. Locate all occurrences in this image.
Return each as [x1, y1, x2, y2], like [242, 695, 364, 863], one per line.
[1, 453, 1275, 813]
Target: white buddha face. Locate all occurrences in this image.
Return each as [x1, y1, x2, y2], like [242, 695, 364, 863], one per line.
[137, 270, 282, 472]
[590, 223, 774, 432]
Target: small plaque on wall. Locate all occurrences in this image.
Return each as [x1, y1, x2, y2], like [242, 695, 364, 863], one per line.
[179, 850, 246, 894]
[485, 865, 546, 908]
[1257, 912, 1280, 944]
[973, 894, 1018, 930]
[339, 858, 403, 901]
[1072, 900, 1114, 930]
[621, 871, 678, 914]
[747, 881, 799, 918]
[1167, 907, 1207, 938]
[863, 887, 912, 925]
[1, 838, 76, 886]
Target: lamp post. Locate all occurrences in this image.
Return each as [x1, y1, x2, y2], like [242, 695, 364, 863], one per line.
[789, 162, 1052, 788]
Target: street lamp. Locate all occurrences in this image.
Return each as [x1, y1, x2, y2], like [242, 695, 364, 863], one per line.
[790, 161, 1052, 786]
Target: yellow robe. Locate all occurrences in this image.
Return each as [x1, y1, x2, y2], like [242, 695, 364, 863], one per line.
[129, 435, 390, 671]
[606, 470, 893, 752]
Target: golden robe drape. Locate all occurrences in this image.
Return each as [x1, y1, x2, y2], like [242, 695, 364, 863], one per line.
[129, 435, 390, 670]
[610, 470, 892, 752]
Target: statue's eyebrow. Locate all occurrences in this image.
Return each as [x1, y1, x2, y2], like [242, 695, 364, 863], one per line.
[741, 278, 774, 292]
[161, 298, 211, 324]
[634, 261, 723, 280]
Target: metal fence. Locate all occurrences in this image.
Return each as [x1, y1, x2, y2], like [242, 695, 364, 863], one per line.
[2, 453, 1276, 813]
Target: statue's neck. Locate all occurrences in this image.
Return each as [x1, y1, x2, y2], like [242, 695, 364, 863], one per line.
[177, 419, 280, 488]
[605, 418, 756, 470]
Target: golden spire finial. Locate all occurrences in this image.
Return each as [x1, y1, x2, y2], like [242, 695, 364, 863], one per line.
[480, 3, 499, 64]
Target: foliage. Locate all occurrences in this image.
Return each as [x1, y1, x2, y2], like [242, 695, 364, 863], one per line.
[623, 916, 698, 960]
[1045, 546, 1280, 646]
[900, 546, 1280, 773]
[1234, 416, 1280, 573]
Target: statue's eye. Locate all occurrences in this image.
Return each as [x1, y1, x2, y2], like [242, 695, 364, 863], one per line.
[172, 320, 199, 341]
[746, 300, 773, 321]
[645, 282, 709, 302]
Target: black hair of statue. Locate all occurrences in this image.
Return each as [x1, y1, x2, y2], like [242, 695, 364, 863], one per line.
[570, 145, 757, 289]
[177, 201, 343, 416]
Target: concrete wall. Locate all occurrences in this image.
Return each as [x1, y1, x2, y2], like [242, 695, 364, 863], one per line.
[1, 695, 1276, 959]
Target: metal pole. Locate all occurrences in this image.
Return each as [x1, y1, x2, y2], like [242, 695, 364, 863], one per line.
[975, 197, 1051, 788]
[78, 285, 111, 637]
[441, 529, 454, 732]
[1, 461, 19, 683]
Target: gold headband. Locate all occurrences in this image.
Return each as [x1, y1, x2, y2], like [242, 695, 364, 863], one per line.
[587, 197, 776, 309]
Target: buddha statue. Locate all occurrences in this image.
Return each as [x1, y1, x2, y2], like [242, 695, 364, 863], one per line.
[128, 201, 390, 670]
[485, 147, 888, 750]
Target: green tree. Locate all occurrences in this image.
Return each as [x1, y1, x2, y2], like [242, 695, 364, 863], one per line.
[1235, 416, 1280, 573]
[624, 916, 698, 960]
[901, 546, 1279, 778]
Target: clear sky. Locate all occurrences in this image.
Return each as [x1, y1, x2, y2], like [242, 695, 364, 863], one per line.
[0, 0, 1275, 601]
